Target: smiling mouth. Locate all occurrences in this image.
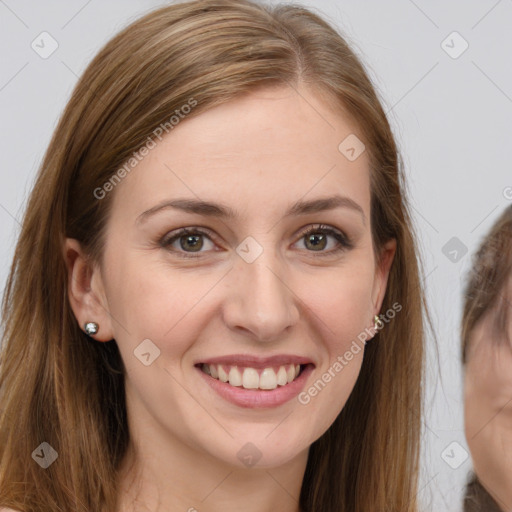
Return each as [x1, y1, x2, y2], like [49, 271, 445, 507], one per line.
[196, 363, 311, 391]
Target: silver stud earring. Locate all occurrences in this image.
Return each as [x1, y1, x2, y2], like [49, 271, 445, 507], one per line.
[374, 315, 381, 330]
[84, 322, 99, 336]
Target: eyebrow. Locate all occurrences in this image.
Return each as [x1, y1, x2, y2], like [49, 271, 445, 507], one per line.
[135, 194, 366, 226]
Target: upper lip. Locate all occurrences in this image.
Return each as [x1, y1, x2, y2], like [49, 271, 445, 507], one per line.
[195, 354, 315, 369]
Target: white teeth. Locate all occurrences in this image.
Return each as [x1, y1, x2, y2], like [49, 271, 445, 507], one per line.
[276, 366, 288, 386]
[218, 365, 229, 382]
[228, 367, 242, 387]
[201, 363, 303, 390]
[259, 368, 278, 390]
[242, 368, 259, 389]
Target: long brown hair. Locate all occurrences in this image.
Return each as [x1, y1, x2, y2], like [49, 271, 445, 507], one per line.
[0, 1, 427, 510]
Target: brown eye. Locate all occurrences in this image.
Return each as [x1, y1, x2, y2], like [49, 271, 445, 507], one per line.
[304, 232, 328, 251]
[179, 234, 204, 252]
[160, 228, 216, 258]
[296, 224, 352, 255]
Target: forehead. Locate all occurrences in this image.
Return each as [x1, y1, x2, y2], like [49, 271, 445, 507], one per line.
[111, 85, 371, 219]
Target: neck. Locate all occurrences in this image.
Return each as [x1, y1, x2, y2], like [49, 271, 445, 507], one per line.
[115, 410, 308, 512]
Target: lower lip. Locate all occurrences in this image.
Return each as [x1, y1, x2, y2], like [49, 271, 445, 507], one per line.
[196, 364, 315, 409]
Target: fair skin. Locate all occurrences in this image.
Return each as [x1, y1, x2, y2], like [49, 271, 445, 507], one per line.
[464, 278, 512, 512]
[64, 84, 395, 512]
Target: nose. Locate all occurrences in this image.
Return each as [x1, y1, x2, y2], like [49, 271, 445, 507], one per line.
[222, 248, 300, 343]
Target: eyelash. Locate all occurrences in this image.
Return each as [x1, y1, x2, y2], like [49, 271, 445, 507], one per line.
[159, 224, 353, 259]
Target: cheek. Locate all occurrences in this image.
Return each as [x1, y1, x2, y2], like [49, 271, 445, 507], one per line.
[294, 265, 372, 421]
[298, 262, 375, 343]
[104, 252, 212, 363]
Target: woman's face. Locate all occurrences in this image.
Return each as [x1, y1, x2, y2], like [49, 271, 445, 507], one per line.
[79, 85, 395, 470]
[464, 282, 512, 509]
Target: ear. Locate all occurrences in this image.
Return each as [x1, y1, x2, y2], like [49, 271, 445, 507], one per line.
[370, 238, 397, 328]
[63, 238, 114, 342]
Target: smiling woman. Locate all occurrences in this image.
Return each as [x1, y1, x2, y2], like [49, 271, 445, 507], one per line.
[0, 1, 428, 511]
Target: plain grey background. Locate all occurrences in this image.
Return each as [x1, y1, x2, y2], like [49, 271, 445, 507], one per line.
[1, 1, 511, 510]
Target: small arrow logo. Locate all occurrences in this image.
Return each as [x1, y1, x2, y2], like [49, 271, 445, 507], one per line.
[31, 32, 59, 59]
[32, 442, 58, 468]
[236, 236, 263, 263]
[338, 134, 365, 161]
[441, 31, 468, 59]
[442, 236, 467, 263]
[441, 441, 468, 469]
[134, 339, 161, 366]
[237, 442, 262, 467]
